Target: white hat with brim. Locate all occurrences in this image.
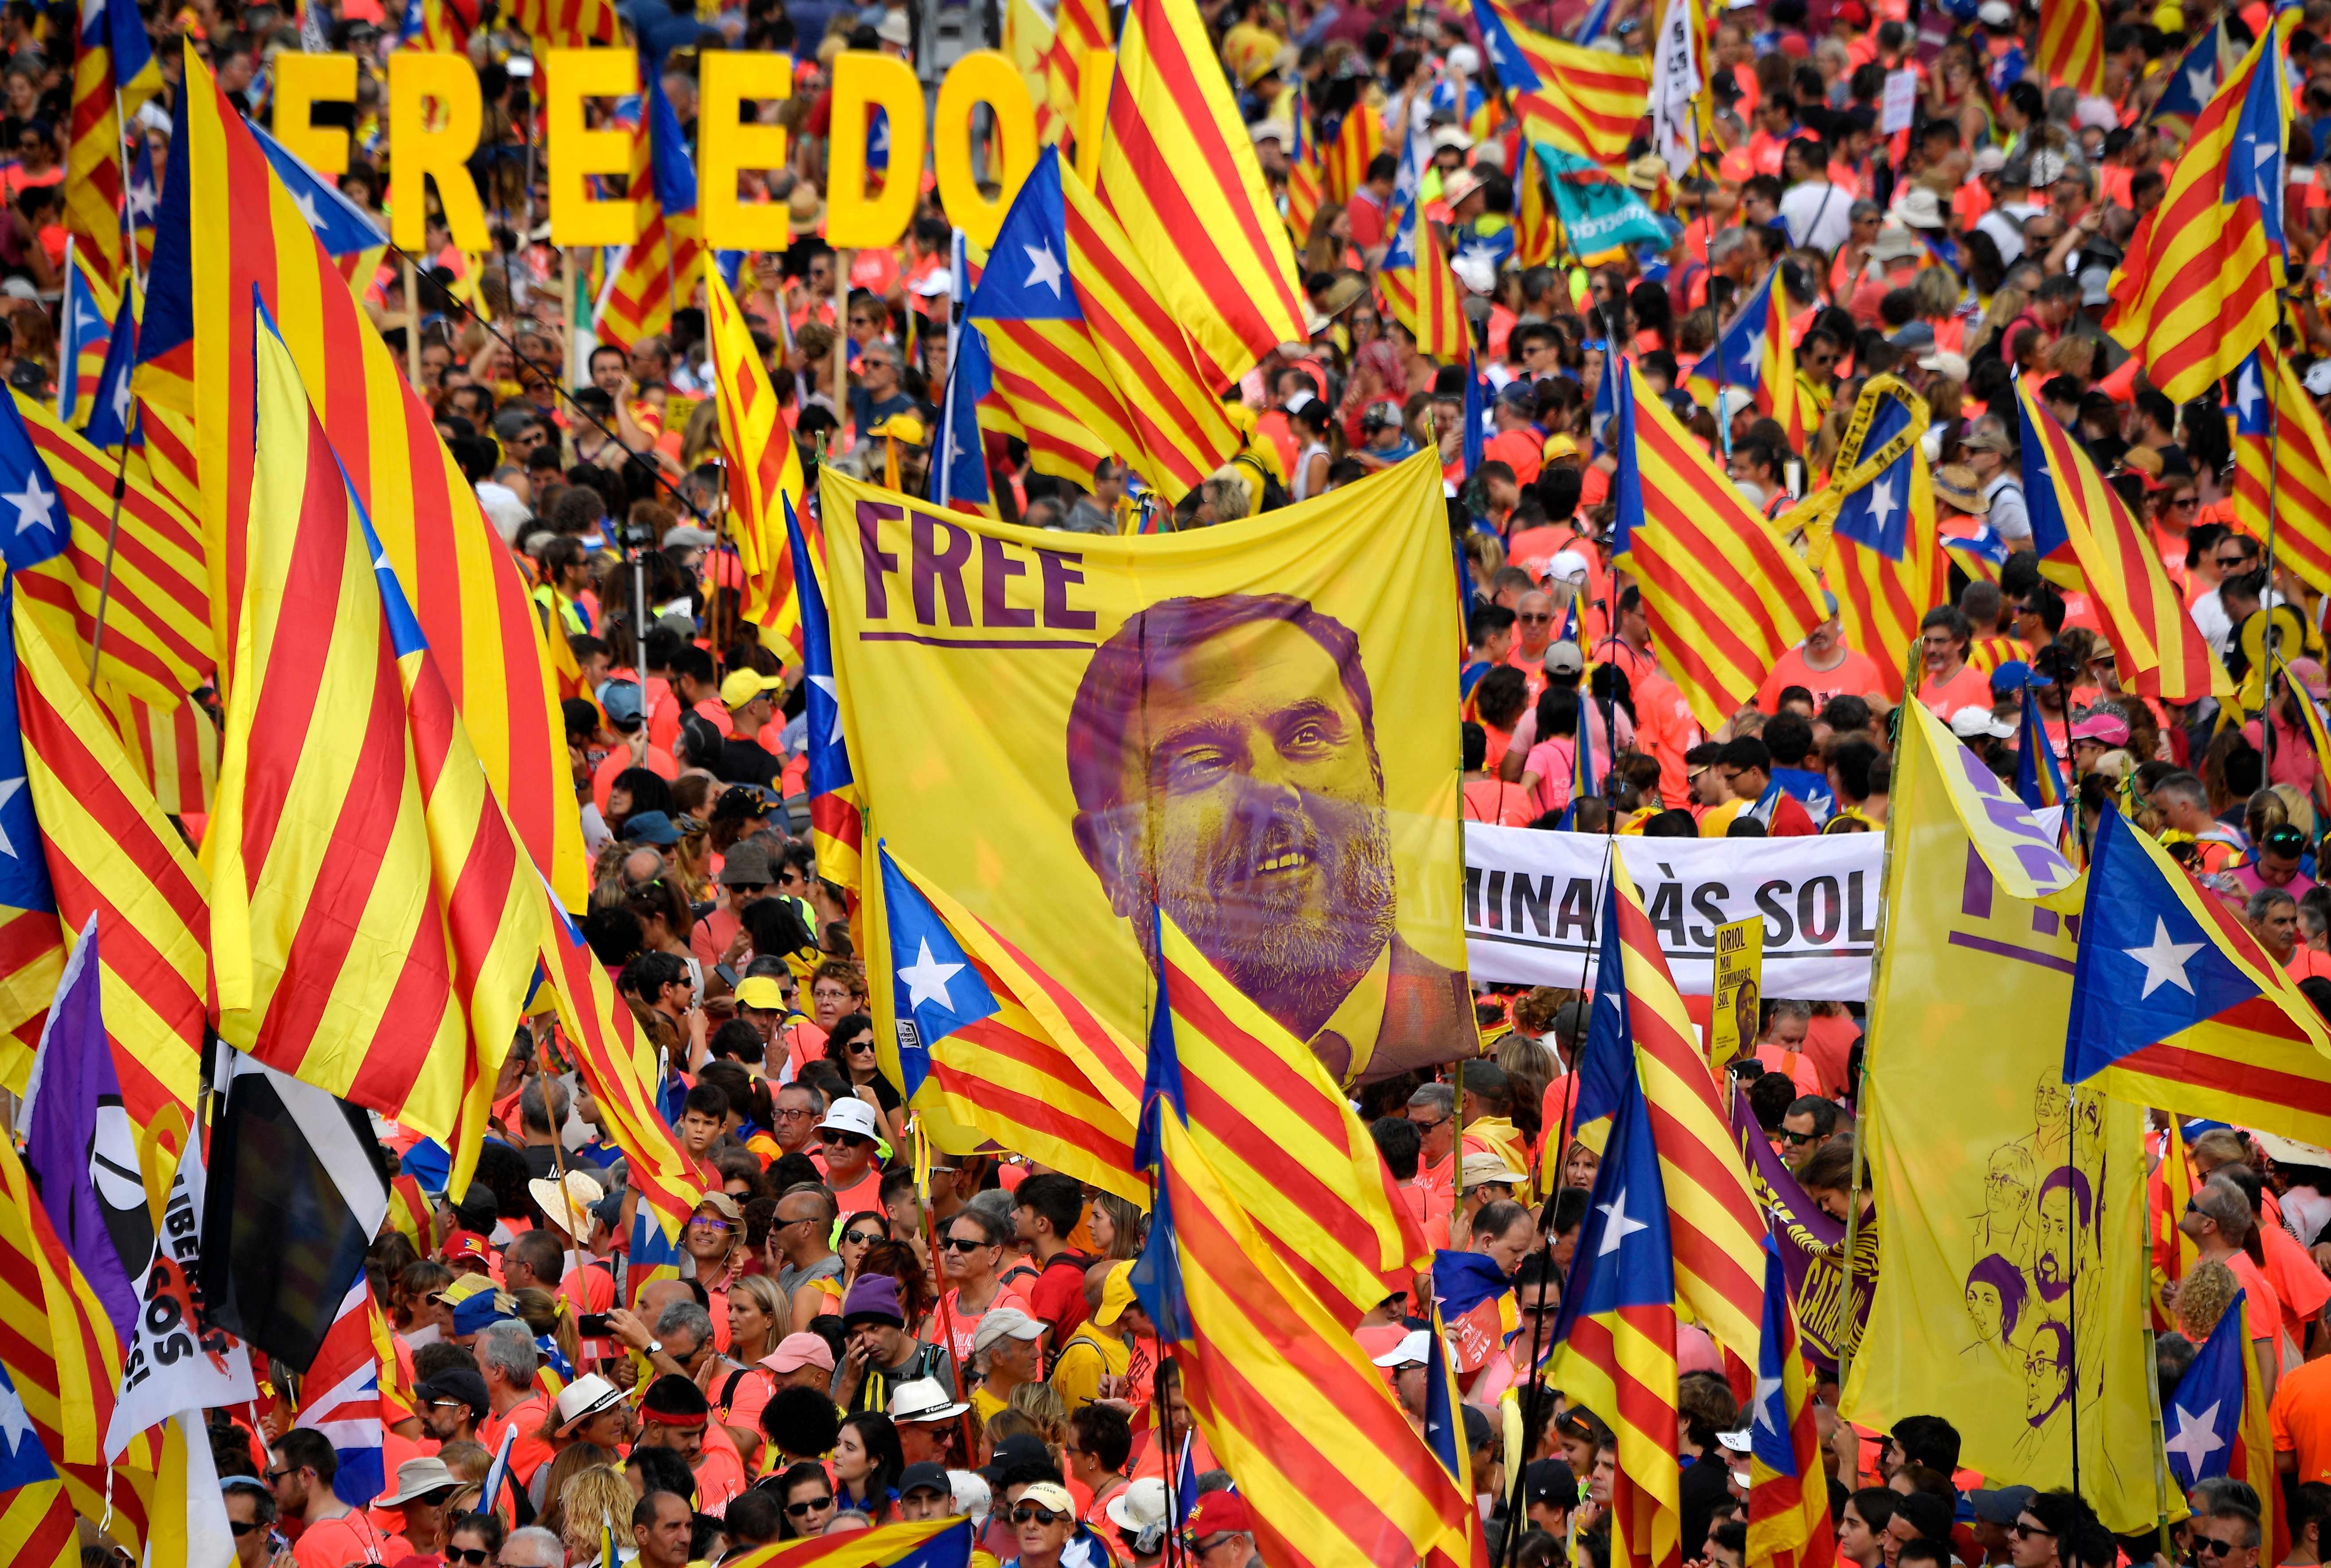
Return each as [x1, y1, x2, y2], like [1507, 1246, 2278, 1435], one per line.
[1371, 1327, 1431, 1368]
[889, 1376, 971, 1423]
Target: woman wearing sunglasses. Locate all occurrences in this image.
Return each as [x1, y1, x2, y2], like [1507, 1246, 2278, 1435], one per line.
[443, 1510, 505, 1568]
[828, 1012, 909, 1151]
[774, 1460, 838, 1541]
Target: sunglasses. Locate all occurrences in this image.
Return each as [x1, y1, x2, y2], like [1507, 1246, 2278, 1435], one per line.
[820, 1130, 873, 1147]
[940, 1237, 991, 1253]
[2195, 1543, 2241, 1558]
[1014, 1506, 1070, 1526]
[846, 1040, 876, 1053]
[841, 1229, 882, 1246]
[1780, 1129, 1822, 1146]
[689, 1216, 734, 1232]
[264, 1469, 296, 1485]
[447, 1550, 496, 1566]
[229, 1521, 266, 1538]
[787, 1498, 835, 1516]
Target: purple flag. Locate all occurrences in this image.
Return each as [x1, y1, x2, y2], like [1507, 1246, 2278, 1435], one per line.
[21, 916, 149, 1341]
[1729, 1087, 1875, 1377]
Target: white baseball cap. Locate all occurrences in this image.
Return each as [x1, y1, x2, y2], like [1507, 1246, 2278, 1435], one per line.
[1370, 1328, 1432, 1368]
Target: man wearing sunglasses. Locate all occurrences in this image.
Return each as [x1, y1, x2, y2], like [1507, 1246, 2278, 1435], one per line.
[816, 1098, 887, 1217]
[223, 1476, 280, 1568]
[1003, 1480, 1093, 1568]
[1778, 1097, 1839, 1173]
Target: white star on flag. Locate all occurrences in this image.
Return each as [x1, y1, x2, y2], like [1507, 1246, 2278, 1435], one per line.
[128, 182, 157, 222]
[1752, 1372, 1785, 1433]
[808, 675, 846, 745]
[109, 373, 133, 429]
[1022, 242, 1065, 299]
[2124, 916, 2205, 1000]
[2237, 361, 2263, 423]
[2163, 1399, 2225, 1471]
[0, 1374, 30, 1455]
[1595, 1190, 1649, 1255]
[897, 937, 964, 1012]
[4, 474, 53, 538]
[1864, 476, 1898, 533]
[0, 777, 27, 860]
[295, 189, 328, 234]
[2187, 65, 2216, 102]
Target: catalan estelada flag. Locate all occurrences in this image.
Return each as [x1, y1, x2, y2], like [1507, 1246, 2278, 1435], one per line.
[1381, 200, 1471, 360]
[722, 1518, 975, 1568]
[0, 1129, 155, 1556]
[396, 0, 476, 51]
[536, 881, 708, 1262]
[2015, 377, 2228, 703]
[1472, 0, 1649, 166]
[2148, 1115, 2200, 1330]
[785, 497, 863, 897]
[125, 135, 157, 280]
[1284, 98, 1325, 243]
[2149, 20, 2228, 137]
[2035, 0, 2104, 95]
[2164, 1286, 2281, 1560]
[1570, 854, 1766, 1360]
[1609, 358, 1824, 730]
[66, 0, 160, 290]
[90, 683, 216, 818]
[876, 841, 1144, 1200]
[704, 269, 804, 658]
[56, 250, 115, 431]
[1783, 376, 1937, 696]
[1322, 101, 1385, 211]
[10, 570, 208, 1190]
[1745, 1241, 1835, 1568]
[2280, 655, 2331, 807]
[1547, 896, 1683, 1568]
[2105, 5, 2292, 402]
[153, 47, 583, 907]
[2064, 806, 2331, 1144]
[2013, 680, 2070, 809]
[1130, 970, 1484, 1568]
[1156, 907, 1432, 1324]
[1041, 0, 1112, 151]
[597, 56, 706, 353]
[78, 284, 139, 452]
[2, 389, 210, 711]
[1096, 0, 1307, 389]
[1688, 265, 1812, 452]
[209, 309, 540, 1196]
[2230, 349, 2331, 596]
[970, 148, 1237, 502]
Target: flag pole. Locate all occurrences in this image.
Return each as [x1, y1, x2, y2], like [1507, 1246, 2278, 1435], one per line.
[86, 435, 135, 688]
[114, 91, 145, 300]
[1496, 1225, 1562, 1568]
[2264, 298, 2289, 779]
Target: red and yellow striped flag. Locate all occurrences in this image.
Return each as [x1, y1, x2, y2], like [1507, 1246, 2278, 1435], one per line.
[2231, 348, 2331, 596]
[1515, 149, 1557, 268]
[1043, 0, 1111, 150]
[0, 1479, 77, 1568]
[1608, 359, 1824, 730]
[501, 0, 619, 45]
[13, 578, 208, 1187]
[2036, 0, 2105, 95]
[596, 137, 703, 352]
[2014, 377, 2229, 703]
[0, 1131, 155, 1556]
[724, 1518, 975, 1568]
[171, 47, 584, 907]
[1322, 101, 1385, 211]
[1380, 202, 1471, 361]
[2105, 8, 2291, 402]
[1134, 1073, 1483, 1568]
[1284, 101, 1325, 244]
[1096, 0, 1307, 389]
[704, 269, 804, 658]
[1745, 1242, 1837, 1568]
[8, 390, 211, 712]
[91, 684, 217, 818]
[1476, 0, 1650, 166]
[209, 314, 541, 1193]
[66, 0, 162, 291]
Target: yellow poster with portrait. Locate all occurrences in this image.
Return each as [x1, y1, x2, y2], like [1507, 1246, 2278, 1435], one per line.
[817, 452, 1475, 1085]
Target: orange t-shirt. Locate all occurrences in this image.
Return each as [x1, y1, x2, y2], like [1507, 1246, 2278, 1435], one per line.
[477, 1392, 557, 1488]
[593, 744, 680, 812]
[1464, 777, 1536, 826]
[292, 1513, 407, 1568]
[1917, 663, 1993, 718]
[2271, 1352, 2331, 1480]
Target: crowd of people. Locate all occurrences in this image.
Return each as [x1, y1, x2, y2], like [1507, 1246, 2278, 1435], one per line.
[23, 0, 2331, 1560]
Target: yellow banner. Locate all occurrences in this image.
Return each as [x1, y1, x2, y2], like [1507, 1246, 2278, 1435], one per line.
[1842, 701, 2156, 1530]
[820, 453, 1473, 1083]
[1708, 916, 1762, 1077]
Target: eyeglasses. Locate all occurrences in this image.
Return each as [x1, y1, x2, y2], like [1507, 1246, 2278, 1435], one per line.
[229, 1521, 265, 1538]
[1517, 612, 1554, 624]
[787, 1497, 836, 1516]
[775, 1108, 817, 1121]
[689, 1216, 734, 1232]
[2168, 495, 2197, 510]
[940, 1237, 991, 1253]
[447, 1549, 497, 1566]
[264, 1469, 295, 1485]
[2010, 1524, 2056, 1540]
[1409, 1114, 1449, 1132]
[841, 1229, 882, 1246]
[1013, 1506, 1070, 1526]
[1780, 1129, 1822, 1146]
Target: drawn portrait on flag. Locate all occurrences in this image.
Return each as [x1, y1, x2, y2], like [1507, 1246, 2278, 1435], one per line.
[820, 452, 1472, 1084]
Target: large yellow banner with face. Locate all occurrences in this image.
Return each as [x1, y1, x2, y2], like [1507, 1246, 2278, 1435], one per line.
[818, 453, 1474, 1083]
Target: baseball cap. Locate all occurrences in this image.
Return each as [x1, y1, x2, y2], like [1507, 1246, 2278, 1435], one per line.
[623, 810, 681, 846]
[899, 1462, 952, 1499]
[1184, 1492, 1256, 1540]
[1949, 706, 2013, 741]
[1018, 1481, 1076, 1517]
[1967, 1486, 2037, 1526]
[599, 679, 645, 729]
[1989, 660, 2043, 693]
[2306, 360, 2331, 399]
[1370, 1328, 1431, 1368]
[1543, 640, 1585, 677]
[764, 1332, 838, 1374]
[2068, 711, 2131, 747]
[721, 668, 785, 709]
[1523, 1459, 1577, 1509]
[1360, 400, 1403, 431]
[1092, 1261, 1138, 1327]
[415, 1366, 490, 1419]
[441, 1230, 493, 1265]
[450, 1286, 517, 1336]
[734, 975, 789, 1011]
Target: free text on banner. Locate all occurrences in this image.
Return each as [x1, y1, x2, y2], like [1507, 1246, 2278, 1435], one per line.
[820, 451, 1471, 1085]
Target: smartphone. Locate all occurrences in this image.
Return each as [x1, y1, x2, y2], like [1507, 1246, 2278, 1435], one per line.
[577, 1312, 613, 1337]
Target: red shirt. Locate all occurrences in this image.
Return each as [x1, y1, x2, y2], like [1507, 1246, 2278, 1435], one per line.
[1029, 1252, 1098, 1355]
[476, 1392, 556, 1487]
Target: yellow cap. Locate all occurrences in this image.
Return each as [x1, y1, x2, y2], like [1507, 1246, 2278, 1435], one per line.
[720, 669, 784, 709]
